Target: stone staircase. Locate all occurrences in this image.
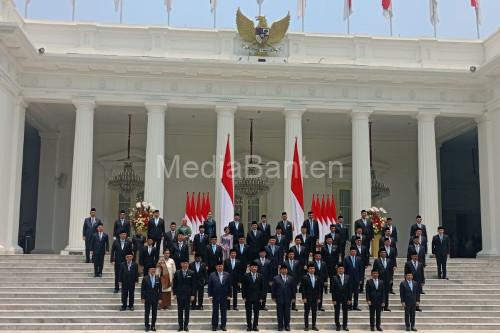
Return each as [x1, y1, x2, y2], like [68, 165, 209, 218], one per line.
[0, 255, 500, 331]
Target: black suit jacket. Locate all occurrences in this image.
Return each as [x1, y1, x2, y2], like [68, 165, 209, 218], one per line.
[354, 219, 374, 242]
[290, 244, 308, 272]
[407, 244, 426, 262]
[224, 258, 243, 285]
[113, 219, 131, 238]
[301, 274, 323, 301]
[335, 223, 349, 245]
[379, 236, 397, 250]
[189, 261, 208, 286]
[297, 234, 315, 255]
[234, 243, 250, 268]
[302, 219, 320, 240]
[324, 232, 341, 245]
[206, 244, 223, 269]
[410, 223, 427, 238]
[351, 233, 371, 249]
[90, 232, 109, 255]
[172, 269, 196, 300]
[372, 257, 394, 284]
[354, 244, 370, 267]
[271, 275, 296, 304]
[254, 257, 273, 283]
[432, 234, 450, 256]
[110, 239, 133, 264]
[203, 219, 217, 238]
[399, 280, 420, 305]
[265, 245, 284, 271]
[164, 229, 178, 251]
[119, 261, 139, 287]
[228, 221, 245, 239]
[171, 242, 189, 267]
[141, 275, 162, 302]
[192, 233, 209, 260]
[381, 245, 398, 266]
[343, 256, 364, 283]
[258, 223, 272, 245]
[321, 244, 340, 275]
[277, 220, 294, 244]
[386, 225, 398, 243]
[83, 217, 103, 239]
[365, 279, 385, 306]
[207, 271, 232, 301]
[284, 259, 302, 281]
[140, 246, 159, 268]
[275, 234, 289, 249]
[147, 218, 165, 241]
[404, 261, 425, 284]
[241, 272, 267, 302]
[246, 230, 264, 256]
[330, 274, 351, 303]
[313, 260, 328, 286]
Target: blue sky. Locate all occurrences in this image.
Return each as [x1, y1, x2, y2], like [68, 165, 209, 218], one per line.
[15, 0, 499, 39]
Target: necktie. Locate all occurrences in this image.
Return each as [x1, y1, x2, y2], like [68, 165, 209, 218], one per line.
[297, 246, 301, 255]
[121, 219, 124, 225]
[219, 272, 223, 284]
[183, 270, 186, 278]
[253, 230, 256, 237]
[382, 259, 386, 268]
[121, 241, 124, 250]
[252, 273, 256, 282]
[196, 263, 200, 272]
[310, 274, 315, 287]
[409, 281, 413, 291]
[231, 260, 235, 269]
[155, 218, 158, 226]
[150, 275, 155, 286]
[283, 275, 287, 283]
[271, 246, 275, 255]
[440, 236, 443, 242]
[414, 261, 418, 269]
[99, 233, 102, 241]
[375, 279, 378, 289]
[179, 243, 183, 250]
[340, 275, 344, 286]
[213, 245, 216, 253]
[240, 245, 244, 253]
[148, 247, 151, 255]
[328, 245, 332, 254]
[310, 221, 314, 236]
[128, 263, 131, 271]
[351, 256, 355, 267]
[92, 218, 95, 225]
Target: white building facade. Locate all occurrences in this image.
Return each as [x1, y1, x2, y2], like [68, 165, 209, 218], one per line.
[0, 0, 499, 255]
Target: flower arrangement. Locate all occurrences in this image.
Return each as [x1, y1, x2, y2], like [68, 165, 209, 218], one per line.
[129, 201, 156, 233]
[367, 206, 388, 235]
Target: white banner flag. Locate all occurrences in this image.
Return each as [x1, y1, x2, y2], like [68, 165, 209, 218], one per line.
[114, 0, 121, 12]
[164, 0, 172, 13]
[297, 0, 306, 18]
[210, 0, 217, 13]
[69, 0, 75, 8]
[429, 0, 439, 25]
[256, 0, 264, 4]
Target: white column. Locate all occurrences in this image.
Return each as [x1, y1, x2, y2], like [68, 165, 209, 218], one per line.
[144, 102, 167, 214]
[283, 107, 304, 219]
[351, 108, 372, 229]
[416, 111, 440, 238]
[63, 98, 95, 253]
[214, 104, 236, 236]
[3, 99, 26, 254]
[477, 110, 500, 256]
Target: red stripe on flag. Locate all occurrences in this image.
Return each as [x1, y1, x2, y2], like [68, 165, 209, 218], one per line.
[222, 136, 234, 203]
[382, 0, 391, 10]
[291, 138, 304, 210]
[471, 0, 478, 8]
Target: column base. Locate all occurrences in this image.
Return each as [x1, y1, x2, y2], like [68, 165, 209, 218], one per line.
[0, 245, 23, 255]
[477, 249, 500, 257]
[61, 245, 85, 255]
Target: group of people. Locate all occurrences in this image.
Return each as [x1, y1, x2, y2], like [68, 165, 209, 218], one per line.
[82, 208, 451, 332]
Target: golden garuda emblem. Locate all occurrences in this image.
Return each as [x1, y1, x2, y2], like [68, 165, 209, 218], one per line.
[236, 7, 290, 56]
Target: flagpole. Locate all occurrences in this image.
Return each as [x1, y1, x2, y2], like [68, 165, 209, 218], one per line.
[258, 3, 262, 16]
[475, 11, 480, 39]
[72, 0, 76, 21]
[433, 23, 437, 39]
[24, 0, 28, 18]
[389, 16, 393, 36]
[213, 7, 216, 29]
[167, 11, 170, 26]
[347, 15, 350, 35]
[119, 0, 123, 24]
[301, 0, 305, 32]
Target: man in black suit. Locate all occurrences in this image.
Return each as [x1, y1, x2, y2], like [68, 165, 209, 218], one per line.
[224, 249, 243, 310]
[206, 236, 224, 274]
[113, 210, 131, 239]
[302, 211, 320, 249]
[119, 253, 138, 311]
[335, 215, 349, 261]
[343, 247, 363, 311]
[265, 236, 283, 278]
[208, 262, 232, 331]
[189, 254, 208, 310]
[147, 210, 165, 248]
[400, 272, 420, 332]
[410, 215, 427, 238]
[373, 248, 394, 311]
[353, 237, 369, 292]
[132, 229, 146, 262]
[228, 213, 245, 239]
[277, 212, 294, 245]
[274, 226, 289, 250]
[234, 236, 250, 269]
[404, 252, 426, 303]
[271, 265, 296, 331]
[385, 217, 398, 244]
[284, 250, 301, 311]
[407, 234, 426, 266]
[365, 270, 385, 331]
[90, 224, 109, 277]
[290, 236, 308, 276]
[140, 238, 159, 276]
[192, 225, 209, 262]
[254, 248, 272, 310]
[172, 259, 195, 332]
[378, 228, 396, 249]
[354, 210, 374, 247]
[312, 252, 328, 311]
[331, 264, 351, 331]
[242, 262, 266, 331]
[141, 267, 162, 332]
[297, 226, 315, 258]
[325, 224, 341, 246]
[432, 226, 451, 279]
[322, 236, 340, 280]
[247, 222, 263, 262]
[111, 231, 133, 292]
[82, 208, 103, 263]
[172, 233, 190, 269]
[203, 211, 217, 239]
[351, 226, 371, 250]
[258, 215, 272, 246]
[381, 237, 398, 293]
[164, 222, 178, 253]
[302, 263, 322, 331]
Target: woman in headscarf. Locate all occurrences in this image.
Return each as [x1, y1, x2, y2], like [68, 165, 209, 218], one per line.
[156, 248, 176, 309]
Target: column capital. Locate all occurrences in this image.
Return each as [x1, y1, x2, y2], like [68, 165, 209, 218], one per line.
[72, 97, 96, 111]
[475, 111, 491, 124]
[415, 109, 440, 122]
[145, 101, 167, 114]
[283, 106, 306, 118]
[215, 103, 237, 116]
[351, 106, 373, 120]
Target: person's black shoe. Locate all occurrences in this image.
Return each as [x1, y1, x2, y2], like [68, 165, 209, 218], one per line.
[416, 307, 422, 312]
[377, 327, 383, 332]
[129, 306, 134, 311]
[253, 328, 259, 331]
[114, 289, 119, 294]
[85, 260, 90, 263]
[151, 327, 156, 332]
[191, 305, 196, 310]
[420, 291, 425, 294]
[233, 307, 238, 311]
[319, 308, 325, 311]
[411, 328, 418, 332]
[347, 306, 353, 310]
[94, 274, 98, 277]
[389, 291, 395, 294]
[278, 328, 283, 332]
[285, 326, 290, 331]
[343, 327, 349, 331]
[120, 307, 126, 311]
[304, 327, 309, 331]
[199, 305, 204, 310]
[212, 327, 217, 331]
[221, 327, 227, 331]
[145, 326, 150, 332]
[178, 327, 183, 332]
[354, 307, 361, 311]
[405, 327, 410, 332]
[312, 326, 319, 331]
[247, 328, 252, 332]
[184, 327, 189, 332]
[371, 328, 375, 332]
[336, 327, 341, 331]
[444, 277, 449, 280]
[383, 308, 391, 311]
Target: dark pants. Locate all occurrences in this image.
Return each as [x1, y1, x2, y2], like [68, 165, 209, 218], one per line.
[339, 243, 346, 262]
[383, 283, 390, 309]
[369, 304, 382, 328]
[276, 302, 291, 329]
[261, 284, 270, 309]
[85, 239, 92, 262]
[436, 254, 448, 278]
[121, 285, 135, 308]
[318, 284, 327, 309]
[227, 283, 238, 309]
[334, 301, 349, 328]
[304, 299, 318, 328]
[192, 285, 205, 307]
[144, 301, 158, 327]
[245, 301, 260, 329]
[93, 253, 104, 276]
[211, 298, 227, 328]
[350, 281, 359, 308]
[177, 297, 190, 328]
[114, 263, 121, 290]
[404, 304, 416, 328]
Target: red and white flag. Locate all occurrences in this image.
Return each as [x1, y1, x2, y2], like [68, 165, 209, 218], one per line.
[325, 195, 333, 225]
[219, 136, 234, 236]
[189, 193, 197, 238]
[471, 0, 481, 25]
[321, 194, 330, 239]
[344, 0, 352, 20]
[184, 192, 192, 231]
[195, 192, 203, 236]
[290, 138, 305, 236]
[429, 0, 439, 26]
[210, 0, 217, 13]
[330, 195, 338, 224]
[382, 0, 392, 19]
[204, 192, 212, 219]
[297, 0, 306, 18]
[312, 195, 323, 241]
